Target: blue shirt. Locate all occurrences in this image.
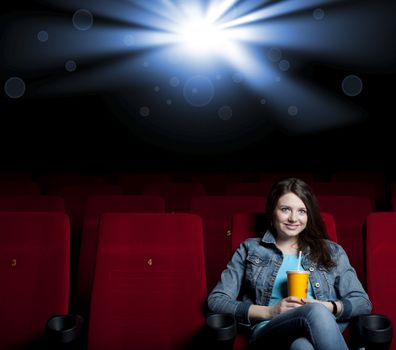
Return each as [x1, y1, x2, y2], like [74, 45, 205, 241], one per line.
[270, 254, 314, 305]
[253, 254, 314, 331]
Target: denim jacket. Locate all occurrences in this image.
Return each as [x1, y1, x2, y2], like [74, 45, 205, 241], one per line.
[207, 230, 372, 332]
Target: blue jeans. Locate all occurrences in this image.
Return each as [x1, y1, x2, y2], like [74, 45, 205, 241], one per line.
[249, 303, 348, 350]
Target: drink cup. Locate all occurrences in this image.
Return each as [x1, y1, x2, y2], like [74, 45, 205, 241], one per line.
[286, 270, 310, 299]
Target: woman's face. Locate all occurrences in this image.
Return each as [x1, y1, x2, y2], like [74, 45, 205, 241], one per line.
[273, 192, 308, 240]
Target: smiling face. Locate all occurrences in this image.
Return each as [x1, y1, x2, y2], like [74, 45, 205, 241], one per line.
[273, 192, 308, 241]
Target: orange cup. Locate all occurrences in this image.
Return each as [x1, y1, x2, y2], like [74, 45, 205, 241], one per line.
[287, 270, 310, 299]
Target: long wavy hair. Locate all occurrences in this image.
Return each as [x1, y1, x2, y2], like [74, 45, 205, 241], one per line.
[266, 177, 336, 270]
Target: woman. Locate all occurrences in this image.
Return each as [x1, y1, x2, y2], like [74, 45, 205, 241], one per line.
[207, 178, 371, 350]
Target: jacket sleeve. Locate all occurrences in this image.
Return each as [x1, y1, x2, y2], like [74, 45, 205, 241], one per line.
[332, 243, 372, 321]
[207, 240, 253, 325]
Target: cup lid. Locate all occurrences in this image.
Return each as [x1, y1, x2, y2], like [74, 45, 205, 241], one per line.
[286, 270, 309, 274]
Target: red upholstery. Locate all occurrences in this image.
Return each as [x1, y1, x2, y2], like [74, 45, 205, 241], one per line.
[88, 213, 206, 350]
[312, 182, 377, 208]
[0, 195, 65, 212]
[77, 195, 165, 313]
[0, 212, 70, 349]
[142, 182, 206, 212]
[330, 171, 385, 209]
[190, 196, 266, 292]
[231, 211, 338, 253]
[365, 212, 396, 350]
[317, 195, 373, 287]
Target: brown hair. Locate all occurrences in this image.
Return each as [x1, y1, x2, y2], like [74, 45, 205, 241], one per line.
[266, 177, 335, 269]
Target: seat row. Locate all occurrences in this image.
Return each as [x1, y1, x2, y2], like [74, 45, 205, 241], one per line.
[0, 193, 374, 292]
[0, 192, 375, 280]
[1, 211, 395, 349]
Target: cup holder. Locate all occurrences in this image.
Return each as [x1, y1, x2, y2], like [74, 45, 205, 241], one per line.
[46, 314, 84, 344]
[351, 314, 393, 349]
[206, 313, 237, 345]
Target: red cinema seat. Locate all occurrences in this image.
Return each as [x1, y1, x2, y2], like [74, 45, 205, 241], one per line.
[330, 171, 386, 208]
[312, 181, 377, 209]
[88, 213, 206, 350]
[190, 196, 266, 292]
[365, 212, 396, 350]
[317, 195, 373, 287]
[0, 212, 70, 349]
[77, 195, 165, 314]
[142, 182, 206, 212]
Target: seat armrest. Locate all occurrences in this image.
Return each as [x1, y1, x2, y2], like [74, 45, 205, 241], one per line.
[349, 313, 393, 350]
[206, 313, 237, 349]
[45, 314, 84, 349]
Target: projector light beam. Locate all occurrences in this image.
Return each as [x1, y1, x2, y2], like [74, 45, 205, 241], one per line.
[3, 0, 395, 147]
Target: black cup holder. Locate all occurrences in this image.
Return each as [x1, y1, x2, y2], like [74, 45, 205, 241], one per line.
[350, 314, 393, 349]
[46, 314, 84, 345]
[206, 313, 237, 343]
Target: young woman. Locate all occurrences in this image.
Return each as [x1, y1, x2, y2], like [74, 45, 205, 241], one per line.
[207, 178, 371, 350]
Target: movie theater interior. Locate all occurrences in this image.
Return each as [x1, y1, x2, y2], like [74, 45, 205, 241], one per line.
[1, 0, 396, 349]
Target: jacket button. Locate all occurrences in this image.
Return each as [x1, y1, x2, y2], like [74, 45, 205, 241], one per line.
[255, 258, 260, 264]
[309, 267, 315, 272]
[314, 282, 320, 288]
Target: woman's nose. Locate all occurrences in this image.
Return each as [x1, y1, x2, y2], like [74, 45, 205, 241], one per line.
[288, 212, 297, 222]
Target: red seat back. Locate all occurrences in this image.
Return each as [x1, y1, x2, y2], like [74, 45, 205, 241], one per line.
[317, 195, 373, 287]
[88, 213, 206, 350]
[0, 212, 70, 349]
[143, 182, 206, 212]
[77, 195, 165, 313]
[190, 196, 266, 292]
[365, 212, 396, 350]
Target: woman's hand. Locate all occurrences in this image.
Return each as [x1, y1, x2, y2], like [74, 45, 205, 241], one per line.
[302, 298, 342, 317]
[248, 296, 305, 322]
[270, 296, 305, 318]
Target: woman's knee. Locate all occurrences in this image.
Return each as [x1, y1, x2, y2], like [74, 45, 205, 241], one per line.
[305, 303, 332, 319]
[304, 303, 338, 331]
[290, 337, 314, 350]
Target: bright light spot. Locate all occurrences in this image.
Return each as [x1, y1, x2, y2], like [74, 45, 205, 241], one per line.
[178, 19, 226, 56]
